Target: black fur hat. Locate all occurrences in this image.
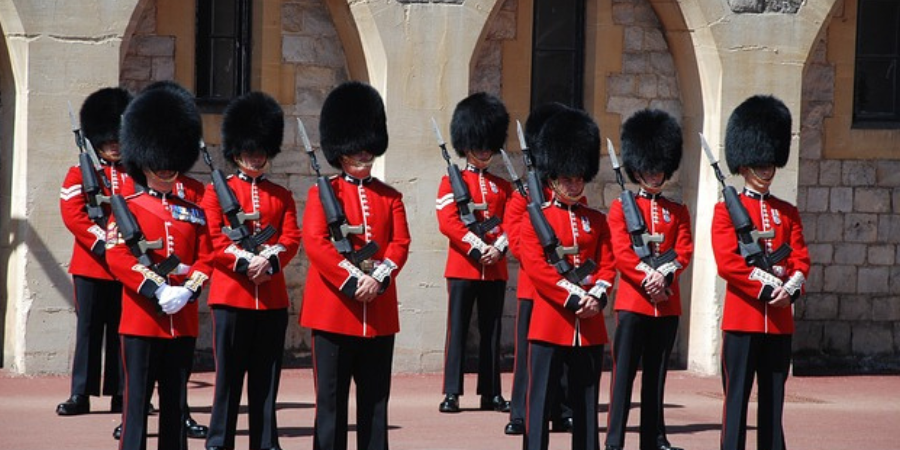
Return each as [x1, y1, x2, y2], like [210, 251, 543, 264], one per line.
[120, 82, 202, 186]
[222, 91, 284, 163]
[450, 92, 509, 157]
[80, 87, 132, 147]
[525, 102, 570, 179]
[535, 108, 600, 183]
[621, 109, 683, 183]
[319, 81, 388, 169]
[725, 95, 792, 174]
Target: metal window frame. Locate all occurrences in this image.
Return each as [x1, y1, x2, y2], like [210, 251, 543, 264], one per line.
[195, 0, 252, 113]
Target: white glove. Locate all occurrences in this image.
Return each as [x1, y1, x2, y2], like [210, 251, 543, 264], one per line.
[156, 285, 192, 315]
[172, 263, 192, 276]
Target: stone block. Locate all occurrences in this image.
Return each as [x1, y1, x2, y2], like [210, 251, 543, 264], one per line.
[807, 243, 833, 264]
[608, 74, 636, 96]
[151, 57, 174, 81]
[283, 35, 317, 64]
[868, 245, 895, 265]
[294, 87, 328, 116]
[295, 65, 336, 88]
[800, 213, 817, 241]
[623, 26, 643, 51]
[658, 75, 679, 99]
[637, 74, 658, 98]
[822, 321, 851, 354]
[302, 4, 339, 38]
[805, 264, 823, 292]
[805, 187, 828, 212]
[622, 52, 649, 74]
[800, 293, 838, 320]
[838, 294, 870, 320]
[829, 187, 852, 212]
[792, 321, 822, 353]
[844, 213, 878, 243]
[132, 35, 175, 57]
[851, 323, 894, 355]
[819, 160, 841, 186]
[833, 242, 866, 265]
[612, 3, 635, 25]
[798, 159, 818, 186]
[607, 96, 649, 117]
[802, 62, 834, 103]
[645, 29, 669, 52]
[488, 9, 517, 40]
[796, 187, 807, 210]
[121, 56, 151, 81]
[873, 296, 900, 321]
[842, 161, 876, 186]
[816, 214, 843, 242]
[853, 188, 891, 213]
[876, 161, 900, 187]
[633, 1, 661, 25]
[858, 267, 889, 294]
[282, 3, 303, 33]
[799, 127, 822, 159]
[823, 265, 856, 294]
[650, 52, 676, 75]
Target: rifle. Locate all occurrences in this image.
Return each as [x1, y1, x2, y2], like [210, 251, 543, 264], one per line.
[499, 146, 596, 286]
[68, 101, 111, 224]
[300, 118, 379, 268]
[431, 117, 501, 238]
[606, 138, 677, 269]
[515, 120, 546, 208]
[700, 133, 791, 272]
[199, 140, 275, 253]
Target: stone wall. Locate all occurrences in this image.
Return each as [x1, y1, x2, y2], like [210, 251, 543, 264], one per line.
[795, 34, 900, 374]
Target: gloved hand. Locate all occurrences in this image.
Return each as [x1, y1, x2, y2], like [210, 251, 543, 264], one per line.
[156, 285, 192, 315]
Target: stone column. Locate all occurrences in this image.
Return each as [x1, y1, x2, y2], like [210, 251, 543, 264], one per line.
[346, 0, 502, 373]
[678, 0, 840, 375]
[0, 0, 140, 373]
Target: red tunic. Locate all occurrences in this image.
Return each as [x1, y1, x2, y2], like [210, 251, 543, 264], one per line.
[201, 172, 302, 310]
[607, 193, 693, 317]
[518, 198, 617, 346]
[711, 190, 810, 334]
[106, 189, 214, 338]
[59, 162, 134, 279]
[300, 174, 411, 337]
[436, 167, 512, 281]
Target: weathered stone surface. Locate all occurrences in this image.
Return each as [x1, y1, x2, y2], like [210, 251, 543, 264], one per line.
[798, 159, 818, 186]
[833, 242, 866, 265]
[873, 296, 900, 322]
[844, 213, 878, 243]
[805, 264, 823, 293]
[842, 161, 876, 186]
[823, 265, 857, 294]
[854, 188, 891, 213]
[807, 243, 833, 264]
[819, 160, 841, 186]
[867, 245, 895, 266]
[816, 214, 843, 242]
[822, 321, 852, 354]
[838, 294, 871, 321]
[829, 187, 852, 213]
[851, 323, 894, 355]
[801, 293, 838, 320]
[858, 267, 889, 294]
[805, 186, 828, 212]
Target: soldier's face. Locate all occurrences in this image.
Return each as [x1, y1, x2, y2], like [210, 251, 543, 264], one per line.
[341, 151, 374, 178]
[144, 169, 178, 192]
[235, 149, 269, 176]
[741, 165, 776, 192]
[637, 171, 665, 193]
[97, 141, 121, 162]
[467, 149, 494, 169]
[551, 176, 585, 204]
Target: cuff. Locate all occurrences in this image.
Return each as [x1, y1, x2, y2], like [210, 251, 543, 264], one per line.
[134, 264, 166, 299]
[493, 233, 509, 254]
[225, 244, 254, 274]
[88, 225, 106, 256]
[783, 271, 806, 302]
[556, 278, 589, 312]
[259, 244, 287, 274]
[184, 270, 210, 300]
[338, 259, 366, 299]
[371, 258, 399, 294]
[462, 231, 489, 260]
[749, 267, 784, 302]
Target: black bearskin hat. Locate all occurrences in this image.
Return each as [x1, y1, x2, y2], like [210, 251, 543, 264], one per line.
[525, 102, 570, 179]
[222, 91, 284, 163]
[80, 87, 132, 147]
[450, 92, 509, 157]
[319, 81, 388, 169]
[120, 81, 202, 186]
[725, 95, 792, 174]
[535, 108, 600, 183]
[621, 109, 683, 184]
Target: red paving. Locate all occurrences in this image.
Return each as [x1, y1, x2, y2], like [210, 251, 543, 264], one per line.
[1, 368, 897, 450]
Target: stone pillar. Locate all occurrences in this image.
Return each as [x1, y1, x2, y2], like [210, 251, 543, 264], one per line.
[0, 0, 140, 373]
[347, 0, 501, 372]
[678, 0, 840, 375]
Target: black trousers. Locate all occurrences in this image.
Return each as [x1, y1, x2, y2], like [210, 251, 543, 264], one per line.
[442, 278, 505, 396]
[721, 332, 792, 450]
[606, 311, 679, 450]
[524, 341, 604, 450]
[312, 330, 395, 450]
[207, 306, 288, 450]
[71, 275, 123, 397]
[120, 334, 195, 450]
[509, 299, 571, 424]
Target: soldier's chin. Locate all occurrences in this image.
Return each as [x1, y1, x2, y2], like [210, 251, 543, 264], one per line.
[102, 152, 122, 162]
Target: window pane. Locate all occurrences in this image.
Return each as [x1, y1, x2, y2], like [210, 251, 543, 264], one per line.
[212, 0, 236, 36]
[212, 39, 236, 98]
[857, 0, 899, 56]
[534, 0, 578, 49]
[532, 51, 576, 107]
[855, 59, 898, 117]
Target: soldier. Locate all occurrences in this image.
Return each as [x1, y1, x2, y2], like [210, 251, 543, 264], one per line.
[518, 109, 616, 450]
[299, 81, 411, 450]
[504, 102, 574, 435]
[712, 95, 810, 450]
[58, 87, 133, 416]
[106, 82, 213, 450]
[436, 92, 512, 414]
[202, 91, 302, 450]
[605, 109, 694, 450]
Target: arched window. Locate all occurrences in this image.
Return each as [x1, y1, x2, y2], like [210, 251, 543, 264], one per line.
[853, 0, 900, 128]
[530, 0, 585, 109]
[195, 0, 252, 112]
